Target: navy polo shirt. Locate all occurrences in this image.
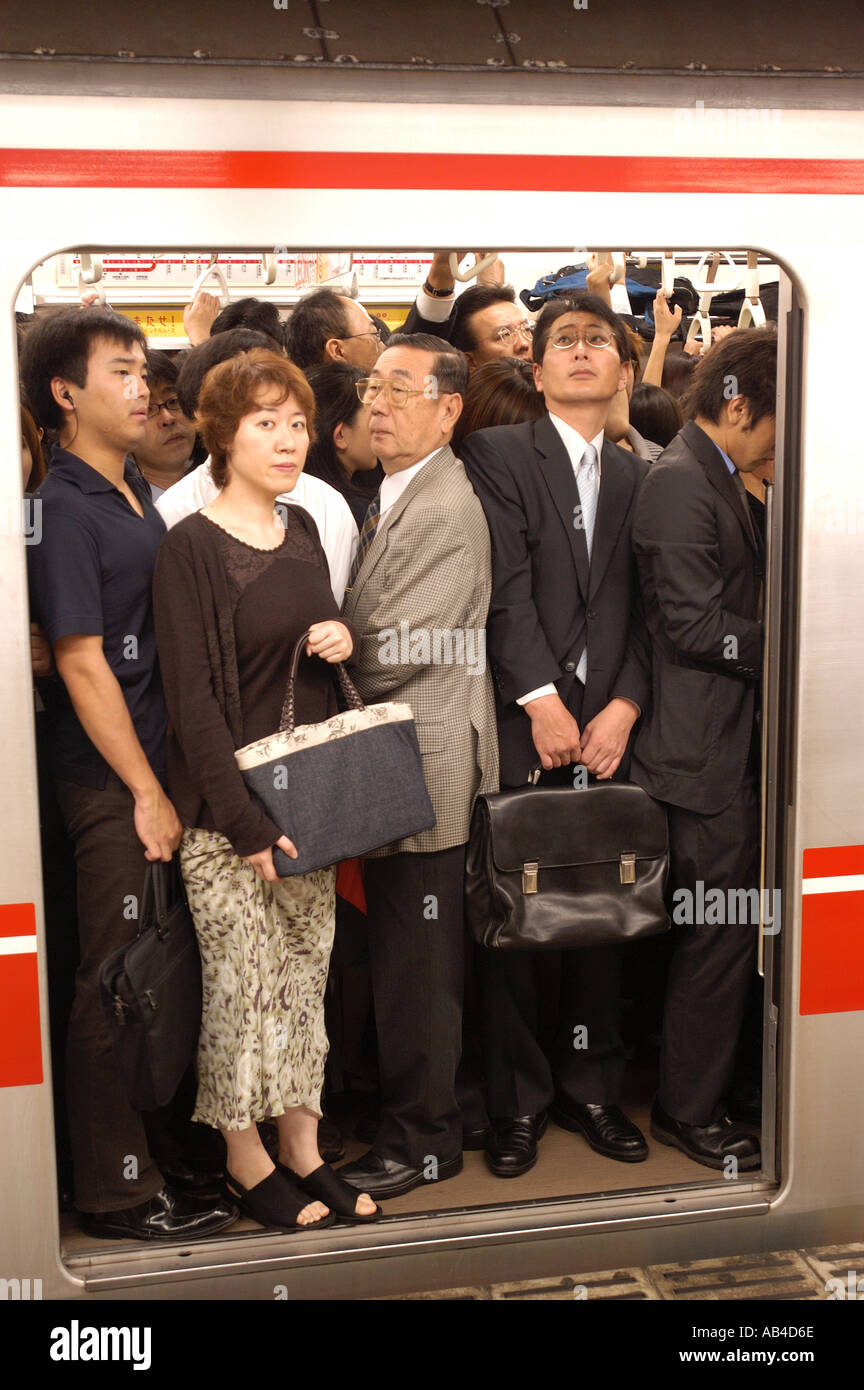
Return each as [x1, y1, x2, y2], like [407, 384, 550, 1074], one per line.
[27, 445, 168, 789]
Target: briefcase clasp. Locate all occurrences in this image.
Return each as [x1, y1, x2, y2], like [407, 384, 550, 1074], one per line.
[522, 861, 539, 894]
[619, 852, 636, 885]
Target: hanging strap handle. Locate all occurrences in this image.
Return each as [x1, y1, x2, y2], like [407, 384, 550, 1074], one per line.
[278, 629, 365, 735]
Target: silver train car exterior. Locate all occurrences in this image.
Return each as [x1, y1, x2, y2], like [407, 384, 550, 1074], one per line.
[1, 80, 863, 1301]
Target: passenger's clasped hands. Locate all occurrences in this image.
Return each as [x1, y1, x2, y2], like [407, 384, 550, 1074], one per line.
[579, 697, 640, 780]
[526, 692, 582, 770]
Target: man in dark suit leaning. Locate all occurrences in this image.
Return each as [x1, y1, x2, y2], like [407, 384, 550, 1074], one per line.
[461, 293, 652, 1176]
[630, 328, 776, 1170]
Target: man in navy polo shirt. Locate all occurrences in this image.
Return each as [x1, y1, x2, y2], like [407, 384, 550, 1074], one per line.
[23, 307, 235, 1241]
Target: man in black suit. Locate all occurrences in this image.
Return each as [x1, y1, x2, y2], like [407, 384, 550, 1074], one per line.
[461, 292, 652, 1176]
[630, 328, 777, 1170]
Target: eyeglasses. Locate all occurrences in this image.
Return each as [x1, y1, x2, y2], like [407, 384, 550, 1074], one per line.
[146, 393, 183, 419]
[355, 378, 430, 408]
[549, 328, 616, 352]
[483, 321, 535, 347]
[341, 328, 383, 343]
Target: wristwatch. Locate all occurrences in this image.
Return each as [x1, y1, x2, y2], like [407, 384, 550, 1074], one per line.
[422, 280, 454, 298]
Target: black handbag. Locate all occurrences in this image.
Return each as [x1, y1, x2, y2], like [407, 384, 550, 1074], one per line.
[235, 629, 436, 876]
[465, 779, 670, 950]
[99, 855, 202, 1111]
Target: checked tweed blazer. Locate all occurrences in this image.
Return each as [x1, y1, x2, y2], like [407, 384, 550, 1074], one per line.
[342, 444, 499, 855]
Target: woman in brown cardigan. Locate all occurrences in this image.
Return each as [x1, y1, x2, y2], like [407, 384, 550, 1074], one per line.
[153, 350, 379, 1230]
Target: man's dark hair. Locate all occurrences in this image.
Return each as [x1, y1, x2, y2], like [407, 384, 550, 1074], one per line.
[532, 291, 629, 365]
[19, 306, 146, 431]
[450, 284, 517, 354]
[284, 288, 352, 369]
[144, 348, 179, 390]
[385, 332, 469, 398]
[210, 296, 283, 348]
[176, 328, 276, 417]
[684, 327, 777, 427]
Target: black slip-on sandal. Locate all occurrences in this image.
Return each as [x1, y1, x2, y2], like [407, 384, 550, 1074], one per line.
[223, 1168, 336, 1232]
[277, 1161, 383, 1224]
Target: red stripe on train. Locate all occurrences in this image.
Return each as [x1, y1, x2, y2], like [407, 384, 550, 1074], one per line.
[0, 903, 42, 1087]
[800, 848, 864, 1016]
[2, 150, 864, 193]
[803, 845, 864, 879]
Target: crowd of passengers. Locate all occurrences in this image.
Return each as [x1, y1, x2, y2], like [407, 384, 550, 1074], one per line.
[18, 250, 776, 1241]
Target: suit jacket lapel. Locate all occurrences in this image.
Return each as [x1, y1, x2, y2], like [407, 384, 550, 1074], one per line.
[588, 442, 632, 598]
[347, 445, 455, 598]
[682, 421, 761, 556]
[533, 415, 590, 600]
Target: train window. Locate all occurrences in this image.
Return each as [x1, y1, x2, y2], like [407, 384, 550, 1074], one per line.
[15, 246, 794, 1272]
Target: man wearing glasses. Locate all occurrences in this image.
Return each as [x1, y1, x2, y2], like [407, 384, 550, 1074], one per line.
[460, 293, 652, 1179]
[404, 261, 535, 371]
[337, 333, 498, 1200]
[132, 351, 198, 500]
[285, 287, 384, 372]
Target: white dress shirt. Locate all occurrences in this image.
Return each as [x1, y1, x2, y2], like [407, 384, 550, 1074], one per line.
[378, 452, 437, 524]
[155, 460, 359, 606]
[516, 416, 604, 707]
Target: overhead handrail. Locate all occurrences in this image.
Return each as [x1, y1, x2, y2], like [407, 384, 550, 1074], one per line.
[449, 251, 499, 283]
[190, 254, 230, 306]
[738, 249, 766, 327]
[685, 251, 721, 351]
[262, 252, 278, 286]
[79, 252, 103, 285]
[690, 249, 740, 296]
[660, 250, 677, 298]
[590, 250, 626, 286]
[77, 251, 107, 303]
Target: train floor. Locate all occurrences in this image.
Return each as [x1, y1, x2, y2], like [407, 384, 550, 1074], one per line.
[59, 1064, 754, 1255]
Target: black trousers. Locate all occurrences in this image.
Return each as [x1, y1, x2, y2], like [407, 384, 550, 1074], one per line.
[55, 772, 163, 1212]
[659, 776, 761, 1126]
[478, 716, 627, 1119]
[363, 846, 466, 1168]
[479, 941, 626, 1117]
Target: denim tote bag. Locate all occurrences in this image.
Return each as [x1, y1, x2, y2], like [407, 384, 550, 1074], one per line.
[235, 629, 436, 875]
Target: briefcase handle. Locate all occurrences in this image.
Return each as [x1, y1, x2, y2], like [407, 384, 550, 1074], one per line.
[279, 628, 365, 736]
[138, 857, 188, 941]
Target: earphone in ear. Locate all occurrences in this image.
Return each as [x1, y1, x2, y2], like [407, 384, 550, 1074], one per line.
[63, 392, 74, 403]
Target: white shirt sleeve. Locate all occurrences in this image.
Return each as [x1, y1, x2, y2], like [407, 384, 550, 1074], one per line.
[413, 287, 456, 324]
[155, 462, 218, 529]
[288, 474, 358, 607]
[516, 683, 558, 706]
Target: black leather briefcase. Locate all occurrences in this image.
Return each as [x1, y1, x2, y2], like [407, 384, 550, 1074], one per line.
[99, 856, 202, 1111]
[465, 780, 670, 950]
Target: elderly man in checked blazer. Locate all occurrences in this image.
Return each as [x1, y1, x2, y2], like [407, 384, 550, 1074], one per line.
[337, 333, 498, 1200]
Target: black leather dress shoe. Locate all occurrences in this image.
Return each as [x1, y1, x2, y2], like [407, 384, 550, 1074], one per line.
[462, 1124, 492, 1151]
[79, 1186, 238, 1242]
[551, 1097, 648, 1163]
[485, 1113, 548, 1177]
[318, 1115, 346, 1163]
[336, 1150, 463, 1199]
[650, 1100, 761, 1170]
[159, 1160, 224, 1197]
